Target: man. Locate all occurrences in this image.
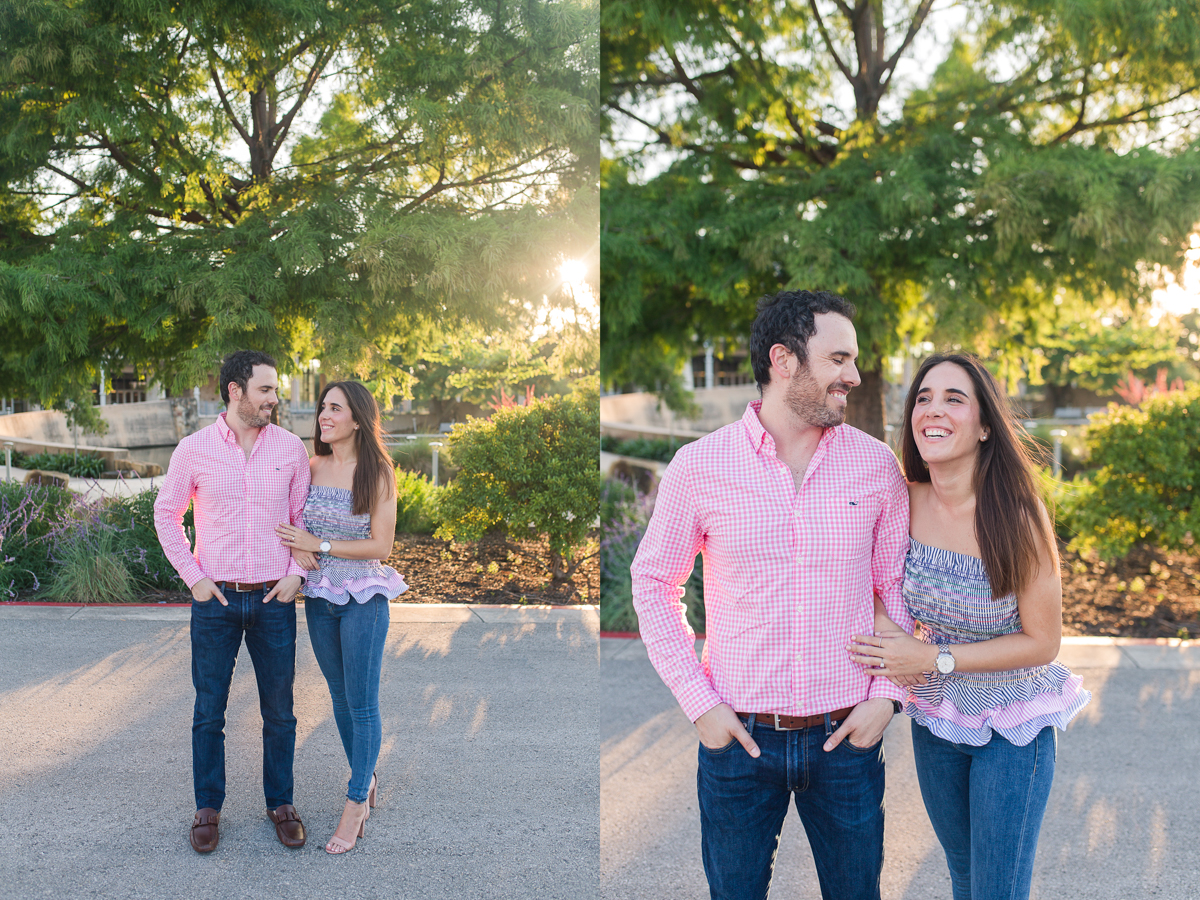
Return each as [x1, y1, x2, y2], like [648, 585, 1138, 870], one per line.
[155, 350, 312, 853]
[631, 290, 914, 900]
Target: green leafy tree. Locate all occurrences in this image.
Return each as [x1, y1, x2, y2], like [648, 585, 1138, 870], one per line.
[602, 0, 1200, 439]
[436, 389, 600, 582]
[0, 0, 599, 426]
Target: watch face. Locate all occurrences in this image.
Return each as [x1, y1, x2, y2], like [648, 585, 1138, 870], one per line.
[320, 541, 331, 553]
[936, 652, 955, 674]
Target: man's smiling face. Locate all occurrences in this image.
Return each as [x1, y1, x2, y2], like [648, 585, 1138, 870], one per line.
[231, 364, 279, 428]
[781, 312, 861, 428]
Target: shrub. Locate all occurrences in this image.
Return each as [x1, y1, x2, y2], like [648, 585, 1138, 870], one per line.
[599, 476, 704, 634]
[437, 391, 599, 582]
[0, 481, 74, 597]
[20, 451, 105, 478]
[600, 434, 694, 463]
[395, 469, 441, 535]
[44, 525, 137, 604]
[1063, 384, 1200, 559]
[98, 488, 191, 590]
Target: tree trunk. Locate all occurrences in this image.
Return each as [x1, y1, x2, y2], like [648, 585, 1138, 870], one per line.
[846, 364, 887, 442]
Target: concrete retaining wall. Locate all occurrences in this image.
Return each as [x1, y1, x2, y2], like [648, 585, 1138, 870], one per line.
[600, 385, 759, 435]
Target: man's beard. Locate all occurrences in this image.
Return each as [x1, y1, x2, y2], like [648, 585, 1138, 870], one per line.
[785, 369, 851, 428]
[236, 395, 272, 428]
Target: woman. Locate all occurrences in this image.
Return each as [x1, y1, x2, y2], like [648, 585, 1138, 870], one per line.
[275, 381, 407, 854]
[847, 354, 1090, 900]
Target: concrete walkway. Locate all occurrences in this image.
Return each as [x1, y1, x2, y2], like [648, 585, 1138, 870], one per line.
[602, 636, 1200, 899]
[0, 603, 598, 900]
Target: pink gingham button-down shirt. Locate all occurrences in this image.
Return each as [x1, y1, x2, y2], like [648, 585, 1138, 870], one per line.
[154, 412, 311, 588]
[631, 401, 913, 722]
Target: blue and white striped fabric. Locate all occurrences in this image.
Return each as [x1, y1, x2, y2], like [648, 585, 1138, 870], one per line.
[902, 538, 1090, 747]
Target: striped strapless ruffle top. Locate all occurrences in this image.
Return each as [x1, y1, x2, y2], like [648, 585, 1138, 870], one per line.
[301, 485, 408, 605]
[902, 537, 1090, 747]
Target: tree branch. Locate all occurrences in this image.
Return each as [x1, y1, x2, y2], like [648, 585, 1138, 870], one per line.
[208, 59, 253, 149]
[807, 0, 854, 82]
[269, 45, 336, 163]
[880, 0, 935, 90]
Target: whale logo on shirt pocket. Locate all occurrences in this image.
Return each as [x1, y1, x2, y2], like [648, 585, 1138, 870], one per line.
[264, 463, 294, 499]
[814, 496, 878, 561]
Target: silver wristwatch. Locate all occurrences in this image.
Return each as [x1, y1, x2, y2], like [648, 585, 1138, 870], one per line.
[935, 644, 956, 675]
[319, 540, 332, 553]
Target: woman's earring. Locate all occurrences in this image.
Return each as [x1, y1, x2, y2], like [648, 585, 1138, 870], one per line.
[981, 432, 989, 441]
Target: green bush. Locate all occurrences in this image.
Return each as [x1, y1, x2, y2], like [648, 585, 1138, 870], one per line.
[20, 451, 105, 478]
[1062, 385, 1200, 559]
[395, 469, 441, 535]
[0, 481, 74, 597]
[600, 434, 694, 462]
[98, 488, 190, 590]
[44, 525, 137, 603]
[437, 391, 599, 581]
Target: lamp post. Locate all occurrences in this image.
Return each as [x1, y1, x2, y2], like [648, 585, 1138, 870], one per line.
[430, 441, 443, 487]
[3, 441, 12, 482]
[1050, 429, 1068, 479]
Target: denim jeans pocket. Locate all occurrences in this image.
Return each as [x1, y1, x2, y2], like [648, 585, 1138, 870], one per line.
[841, 735, 884, 754]
[698, 737, 740, 755]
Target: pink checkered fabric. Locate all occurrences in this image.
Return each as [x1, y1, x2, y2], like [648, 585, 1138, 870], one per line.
[631, 400, 913, 722]
[154, 412, 312, 588]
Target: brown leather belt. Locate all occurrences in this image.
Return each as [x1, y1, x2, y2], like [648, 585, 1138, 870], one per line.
[219, 580, 279, 593]
[737, 707, 856, 731]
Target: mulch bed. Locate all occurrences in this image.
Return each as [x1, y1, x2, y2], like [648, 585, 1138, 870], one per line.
[128, 532, 598, 606]
[1060, 543, 1200, 638]
[384, 532, 597, 605]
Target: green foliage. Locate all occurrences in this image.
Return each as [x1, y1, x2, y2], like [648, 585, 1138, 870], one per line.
[1062, 384, 1200, 559]
[0, 0, 599, 414]
[600, 434, 692, 462]
[602, 0, 1200, 436]
[394, 470, 442, 536]
[98, 488, 190, 591]
[43, 526, 136, 604]
[0, 481, 74, 596]
[437, 390, 600, 580]
[20, 452, 105, 479]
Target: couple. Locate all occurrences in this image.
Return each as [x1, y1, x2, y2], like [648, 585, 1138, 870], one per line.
[631, 290, 1091, 900]
[154, 350, 407, 855]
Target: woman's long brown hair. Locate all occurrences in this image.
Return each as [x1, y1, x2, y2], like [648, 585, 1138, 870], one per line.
[900, 353, 1056, 599]
[312, 381, 395, 515]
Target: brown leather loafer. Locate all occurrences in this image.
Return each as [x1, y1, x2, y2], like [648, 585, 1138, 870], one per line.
[267, 804, 306, 848]
[190, 808, 220, 853]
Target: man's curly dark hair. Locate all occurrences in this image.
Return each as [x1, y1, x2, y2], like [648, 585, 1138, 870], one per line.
[749, 290, 856, 390]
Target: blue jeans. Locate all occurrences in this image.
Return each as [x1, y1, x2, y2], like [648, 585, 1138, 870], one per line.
[697, 713, 886, 900]
[911, 723, 1057, 900]
[305, 594, 390, 803]
[190, 589, 297, 811]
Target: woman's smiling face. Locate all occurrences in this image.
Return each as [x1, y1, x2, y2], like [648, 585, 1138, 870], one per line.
[318, 386, 357, 445]
[911, 361, 989, 466]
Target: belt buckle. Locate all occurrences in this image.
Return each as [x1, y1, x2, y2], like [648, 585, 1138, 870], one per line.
[234, 582, 251, 592]
[773, 714, 793, 731]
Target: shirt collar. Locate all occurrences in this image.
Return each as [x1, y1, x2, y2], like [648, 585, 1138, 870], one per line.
[216, 410, 270, 447]
[741, 399, 839, 458]
[216, 410, 235, 442]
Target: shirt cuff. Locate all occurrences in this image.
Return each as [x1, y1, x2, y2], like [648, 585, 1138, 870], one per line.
[677, 678, 726, 723]
[180, 563, 206, 590]
[286, 558, 307, 581]
[867, 676, 908, 704]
